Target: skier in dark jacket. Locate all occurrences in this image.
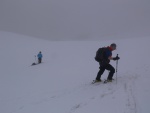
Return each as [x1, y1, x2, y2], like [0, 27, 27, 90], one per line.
[95, 43, 120, 82]
[37, 51, 43, 63]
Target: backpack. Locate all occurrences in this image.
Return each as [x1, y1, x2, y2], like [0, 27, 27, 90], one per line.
[95, 47, 107, 62]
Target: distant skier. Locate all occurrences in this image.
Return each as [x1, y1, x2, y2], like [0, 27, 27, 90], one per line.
[94, 43, 120, 82]
[37, 51, 43, 63]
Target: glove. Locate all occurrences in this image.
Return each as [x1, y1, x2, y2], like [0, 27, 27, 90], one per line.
[113, 56, 120, 60]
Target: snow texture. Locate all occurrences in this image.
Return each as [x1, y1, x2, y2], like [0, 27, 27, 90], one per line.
[0, 31, 150, 113]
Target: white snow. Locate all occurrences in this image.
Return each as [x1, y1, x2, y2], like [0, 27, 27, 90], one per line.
[0, 31, 150, 113]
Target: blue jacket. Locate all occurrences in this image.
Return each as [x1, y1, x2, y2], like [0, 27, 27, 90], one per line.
[37, 53, 43, 59]
[101, 47, 112, 65]
[105, 47, 112, 59]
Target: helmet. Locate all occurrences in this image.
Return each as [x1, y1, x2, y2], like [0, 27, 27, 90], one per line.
[110, 43, 116, 49]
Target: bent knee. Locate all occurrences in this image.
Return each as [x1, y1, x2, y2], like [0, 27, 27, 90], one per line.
[111, 68, 115, 73]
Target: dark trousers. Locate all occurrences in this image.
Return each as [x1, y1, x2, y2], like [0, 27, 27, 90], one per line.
[96, 63, 115, 80]
[38, 58, 42, 63]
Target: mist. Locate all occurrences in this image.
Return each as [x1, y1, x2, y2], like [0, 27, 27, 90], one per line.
[0, 0, 150, 40]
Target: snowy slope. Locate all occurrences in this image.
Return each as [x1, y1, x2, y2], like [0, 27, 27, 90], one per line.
[0, 31, 150, 113]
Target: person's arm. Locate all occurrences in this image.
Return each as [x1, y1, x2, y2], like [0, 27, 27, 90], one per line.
[112, 56, 120, 60]
[108, 56, 114, 60]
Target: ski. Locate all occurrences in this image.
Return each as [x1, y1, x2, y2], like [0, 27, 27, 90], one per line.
[91, 80, 96, 84]
[91, 80, 102, 84]
[103, 80, 108, 84]
[31, 63, 37, 66]
[103, 79, 114, 84]
[31, 62, 43, 66]
[92, 79, 114, 84]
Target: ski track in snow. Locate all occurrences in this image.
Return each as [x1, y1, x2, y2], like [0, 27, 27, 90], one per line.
[28, 76, 138, 113]
[65, 72, 140, 113]
[123, 74, 138, 113]
[10, 74, 139, 113]
[1, 34, 150, 113]
[2, 62, 148, 113]
[7, 69, 143, 113]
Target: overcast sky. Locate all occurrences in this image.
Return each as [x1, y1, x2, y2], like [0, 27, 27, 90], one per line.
[0, 0, 150, 40]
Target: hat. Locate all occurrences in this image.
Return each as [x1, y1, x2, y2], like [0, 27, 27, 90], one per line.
[110, 43, 117, 49]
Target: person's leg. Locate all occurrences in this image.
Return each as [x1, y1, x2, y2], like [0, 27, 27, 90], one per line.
[105, 64, 115, 80]
[38, 58, 41, 63]
[96, 66, 105, 81]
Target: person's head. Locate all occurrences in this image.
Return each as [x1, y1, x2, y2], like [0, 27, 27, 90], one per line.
[39, 51, 41, 53]
[110, 43, 116, 51]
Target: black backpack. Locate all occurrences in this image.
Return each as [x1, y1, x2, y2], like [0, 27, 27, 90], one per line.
[95, 47, 107, 62]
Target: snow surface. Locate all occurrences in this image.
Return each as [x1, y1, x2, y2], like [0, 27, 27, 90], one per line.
[0, 31, 150, 113]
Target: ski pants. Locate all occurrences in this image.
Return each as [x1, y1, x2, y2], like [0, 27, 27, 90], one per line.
[96, 63, 115, 80]
[38, 58, 42, 63]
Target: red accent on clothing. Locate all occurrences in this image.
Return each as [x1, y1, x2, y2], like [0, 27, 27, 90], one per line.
[107, 46, 113, 51]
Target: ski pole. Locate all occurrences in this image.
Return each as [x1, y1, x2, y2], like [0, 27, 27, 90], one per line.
[35, 55, 36, 63]
[116, 54, 118, 84]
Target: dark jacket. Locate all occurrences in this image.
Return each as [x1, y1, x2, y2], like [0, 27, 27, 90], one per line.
[100, 47, 112, 66]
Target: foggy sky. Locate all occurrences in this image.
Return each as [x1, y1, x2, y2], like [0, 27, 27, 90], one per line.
[0, 0, 150, 40]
